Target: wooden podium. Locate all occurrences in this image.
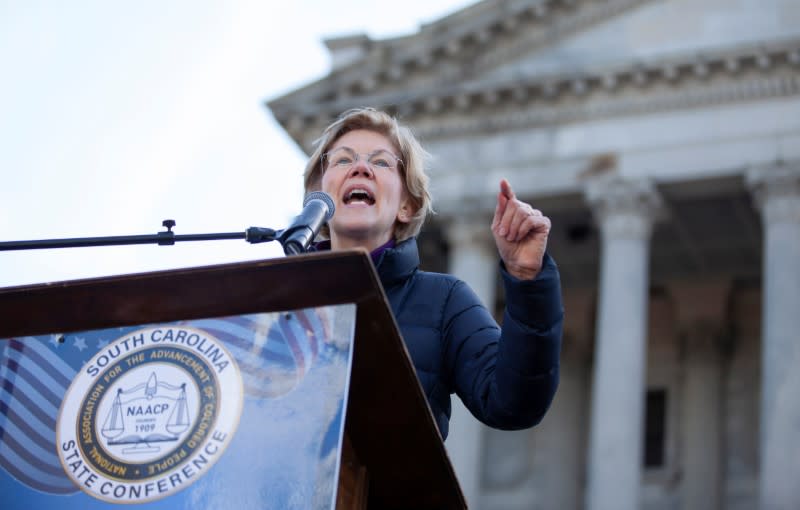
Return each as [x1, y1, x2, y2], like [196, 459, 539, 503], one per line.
[0, 250, 466, 509]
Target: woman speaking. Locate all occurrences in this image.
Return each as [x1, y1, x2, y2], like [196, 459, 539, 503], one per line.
[304, 107, 563, 439]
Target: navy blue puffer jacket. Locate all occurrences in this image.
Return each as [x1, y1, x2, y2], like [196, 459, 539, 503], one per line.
[372, 237, 563, 439]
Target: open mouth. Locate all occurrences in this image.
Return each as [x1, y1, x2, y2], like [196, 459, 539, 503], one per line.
[343, 188, 375, 205]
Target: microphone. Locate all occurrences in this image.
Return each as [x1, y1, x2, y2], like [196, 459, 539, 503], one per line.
[279, 191, 335, 255]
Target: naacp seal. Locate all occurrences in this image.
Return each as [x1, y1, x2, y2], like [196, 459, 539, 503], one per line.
[57, 326, 243, 503]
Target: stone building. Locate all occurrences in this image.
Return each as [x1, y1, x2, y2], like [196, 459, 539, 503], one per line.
[267, 1, 800, 508]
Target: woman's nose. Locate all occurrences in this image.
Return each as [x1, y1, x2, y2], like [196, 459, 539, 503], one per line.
[349, 157, 374, 177]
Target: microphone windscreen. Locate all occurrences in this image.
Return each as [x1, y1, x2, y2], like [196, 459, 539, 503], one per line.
[304, 191, 335, 221]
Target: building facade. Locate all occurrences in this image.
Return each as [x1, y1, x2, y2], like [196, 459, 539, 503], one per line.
[268, 1, 800, 508]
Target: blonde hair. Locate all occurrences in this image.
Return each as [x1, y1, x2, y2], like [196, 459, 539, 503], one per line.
[303, 107, 433, 242]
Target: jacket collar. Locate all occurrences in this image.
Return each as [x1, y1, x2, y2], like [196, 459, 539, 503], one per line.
[374, 237, 419, 287]
[310, 237, 419, 286]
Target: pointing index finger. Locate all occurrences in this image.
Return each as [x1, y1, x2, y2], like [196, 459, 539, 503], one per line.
[500, 178, 516, 200]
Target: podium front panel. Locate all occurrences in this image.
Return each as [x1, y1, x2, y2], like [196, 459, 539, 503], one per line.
[0, 304, 356, 509]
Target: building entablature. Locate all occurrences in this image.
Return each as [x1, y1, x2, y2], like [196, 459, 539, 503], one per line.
[271, 36, 800, 151]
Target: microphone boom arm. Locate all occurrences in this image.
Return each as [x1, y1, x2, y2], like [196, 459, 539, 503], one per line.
[0, 219, 282, 251]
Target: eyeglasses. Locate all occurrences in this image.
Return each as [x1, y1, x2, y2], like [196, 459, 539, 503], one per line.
[322, 147, 403, 173]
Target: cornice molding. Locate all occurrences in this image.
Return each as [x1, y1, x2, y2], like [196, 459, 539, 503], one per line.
[272, 37, 800, 149]
[412, 71, 800, 140]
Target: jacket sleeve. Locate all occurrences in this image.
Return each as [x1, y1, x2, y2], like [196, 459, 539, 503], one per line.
[442, 252, 563, 429]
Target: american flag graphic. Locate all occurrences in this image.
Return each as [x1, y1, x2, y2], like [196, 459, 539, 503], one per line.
[0, 337, 78, 494]
[0, 308, 328, 495]
[185, 309, 328, 398]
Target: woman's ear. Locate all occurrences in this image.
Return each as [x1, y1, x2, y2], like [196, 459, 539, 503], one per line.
[397, 200, 413, 224]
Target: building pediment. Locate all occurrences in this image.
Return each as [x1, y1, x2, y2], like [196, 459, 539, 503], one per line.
[268, 0, 800, 151]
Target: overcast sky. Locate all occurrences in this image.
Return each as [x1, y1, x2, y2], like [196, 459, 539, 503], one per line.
[0, 0, 468, 287]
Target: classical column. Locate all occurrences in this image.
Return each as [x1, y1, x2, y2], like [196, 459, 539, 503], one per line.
[583, 177, 664, 510]
[747, 161, 800, 510]
[535, 289, 594, 510]
[670, 283, 730, 510]
[445, 218, 496, 509]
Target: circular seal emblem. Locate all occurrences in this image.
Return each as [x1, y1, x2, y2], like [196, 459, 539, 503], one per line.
[57, 326, 243, 503]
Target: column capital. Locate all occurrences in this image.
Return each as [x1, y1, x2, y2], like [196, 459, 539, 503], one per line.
[583, 176, 666, 240]
[443, 215, 494, 250]
[746, 159, 800, 224]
